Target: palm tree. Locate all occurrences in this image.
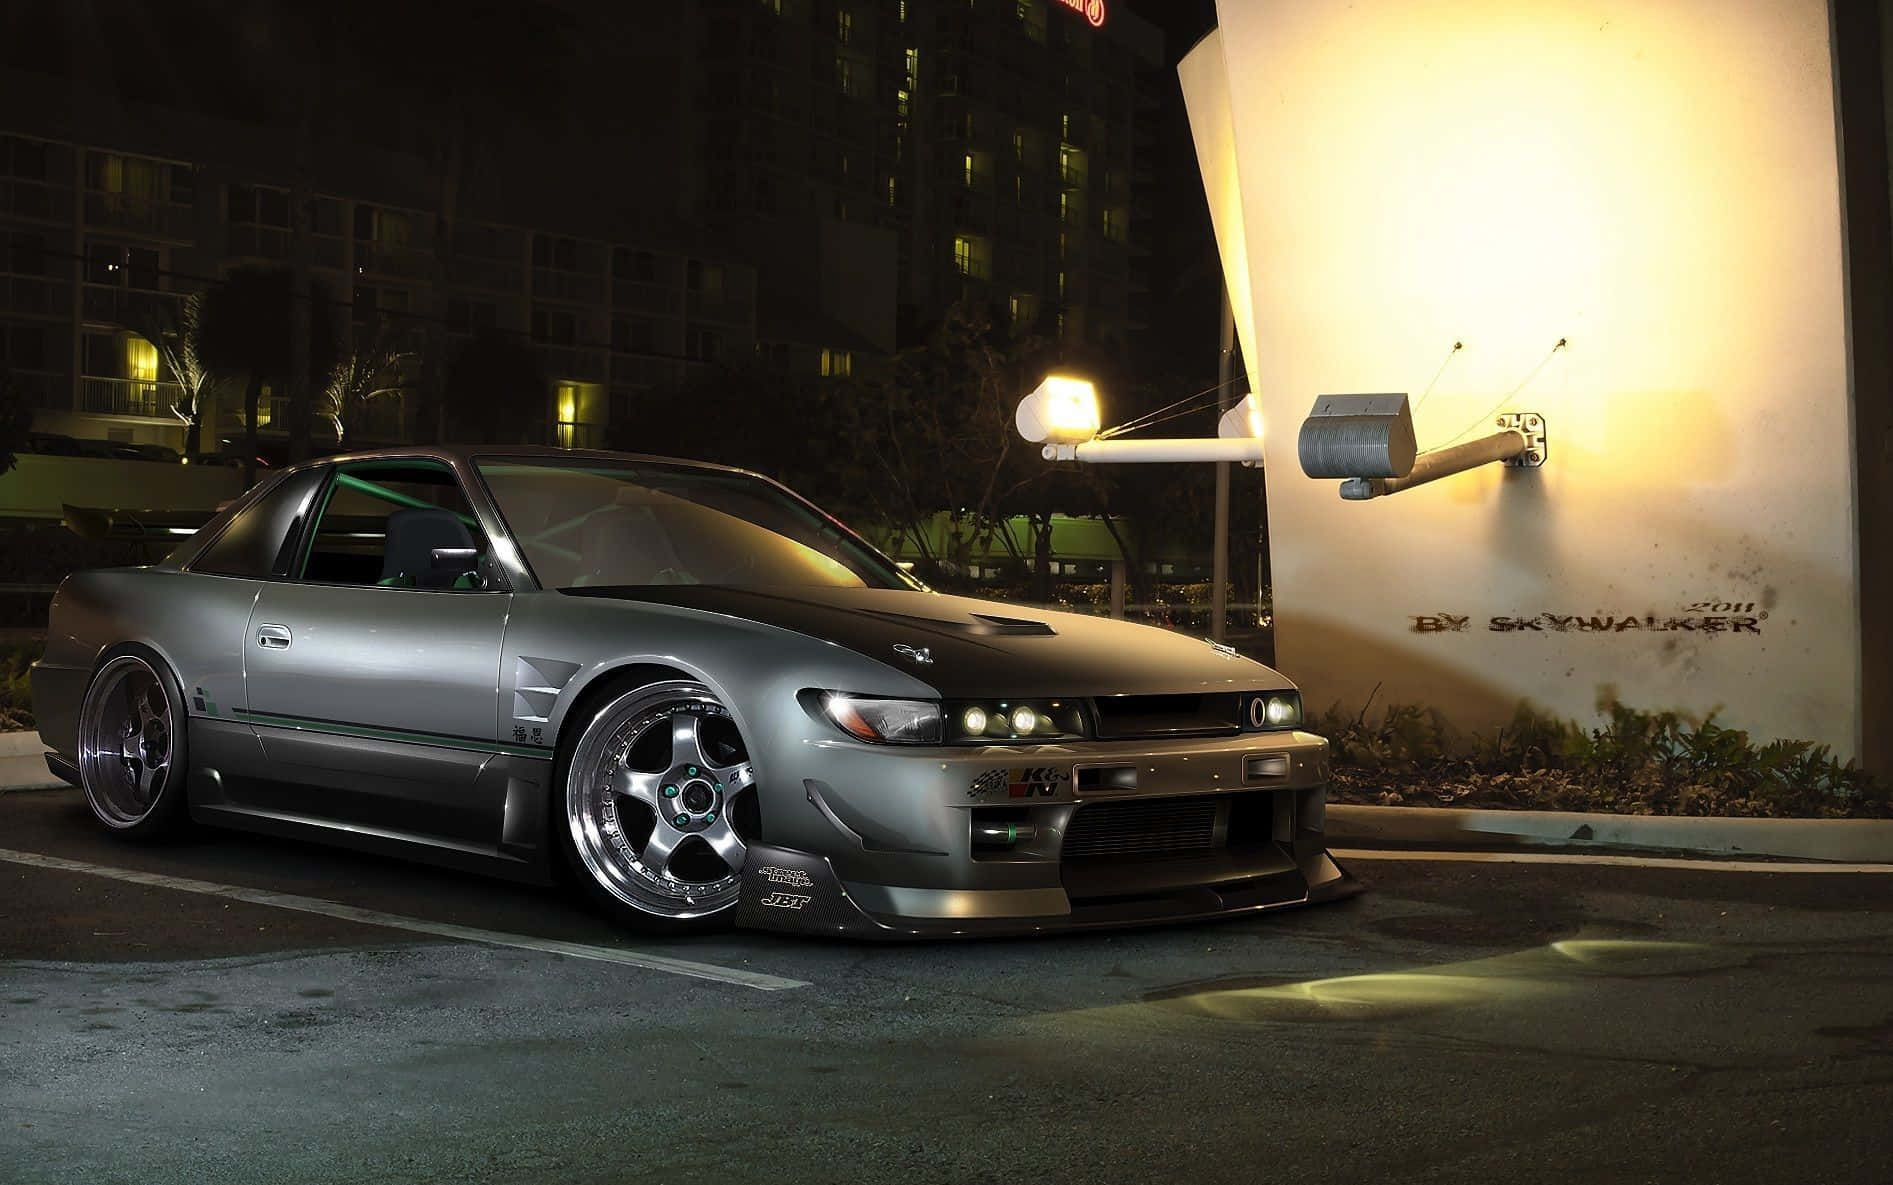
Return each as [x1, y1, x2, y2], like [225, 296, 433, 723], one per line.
[127, 292, 211, 457]
[195, 266, 340, 487]
[324, 319, 413, 444]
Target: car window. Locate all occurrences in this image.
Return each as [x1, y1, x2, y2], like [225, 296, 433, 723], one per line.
[475, 458, 915, 591]
[298, 461, 494, 590]
[191, 468, 328, 579]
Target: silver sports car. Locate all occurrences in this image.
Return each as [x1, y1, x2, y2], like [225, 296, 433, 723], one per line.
[32, 445, 1358, 936]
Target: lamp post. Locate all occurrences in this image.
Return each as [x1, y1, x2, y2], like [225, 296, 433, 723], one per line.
[1017, 359, 1264, 643]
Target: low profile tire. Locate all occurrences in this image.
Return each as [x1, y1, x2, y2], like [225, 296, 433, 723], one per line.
[555, 679, 759, 933]
[76, 648, 191, 839]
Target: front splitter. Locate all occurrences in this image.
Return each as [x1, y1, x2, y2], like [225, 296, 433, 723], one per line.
[731, 842, 1363, 940]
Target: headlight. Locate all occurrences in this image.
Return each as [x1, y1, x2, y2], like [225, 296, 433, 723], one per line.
[1245, 690, 1302, 730]
[946, 699, 1086, 743]
[820, 693, 943, 744]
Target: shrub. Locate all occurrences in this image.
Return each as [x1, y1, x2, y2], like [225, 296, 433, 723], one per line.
[0, 643, 35, 731]
[1314, 691, 1890, 819]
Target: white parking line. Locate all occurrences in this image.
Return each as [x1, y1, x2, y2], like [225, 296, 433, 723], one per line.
[1333, 848, 1893, 874]
[0, 847, 811, 992]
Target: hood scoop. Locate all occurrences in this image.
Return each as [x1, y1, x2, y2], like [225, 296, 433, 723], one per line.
[967, 612, 1056, 637]
[863, 608, 1057, 638]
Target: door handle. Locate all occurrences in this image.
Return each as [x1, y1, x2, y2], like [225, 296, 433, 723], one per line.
[257, 624, 292, 649]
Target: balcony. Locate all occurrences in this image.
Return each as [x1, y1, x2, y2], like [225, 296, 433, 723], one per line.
[0, 273, 70, 318]
[79, 376, 179, 420]
[83, 192, 193, 242]
[11, 370, 70, 412]
[0, 178, 75, 224]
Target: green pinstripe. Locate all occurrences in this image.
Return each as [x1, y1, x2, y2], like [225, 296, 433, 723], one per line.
[229, 708, 553, 760]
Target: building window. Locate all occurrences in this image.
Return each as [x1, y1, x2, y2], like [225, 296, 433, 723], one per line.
[1009, 293, 1038, 333]
[532, 234, 579, 271]
[614, 247, 658, 283]
[963, 153, 976, 188]
[1102, 206, 1127, 243]
[885, 175, 898, 206]
[760, 0, 781, 14]
[896, 88, 910, 117]
[952, 234, 990, 280]
[1057, 270, 1066, 300]
[1058, 191, 1072, 224]
[820, 348, 853, 377]
[836, 9, 852, 44]
[555, 381, 605, 449]
[685, 328, 721, 362]
[687, 259, 724, 298]
[612, 317, 655, 354]
[904, 48, 918, 88]
[1059, 143, 1085, 187]
[532, 306, 578, 346]
[836, 56, 855, 96]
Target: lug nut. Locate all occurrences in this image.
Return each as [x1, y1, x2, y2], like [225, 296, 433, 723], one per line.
[663, 784, 678, 798]
[674, 813, 691, 827]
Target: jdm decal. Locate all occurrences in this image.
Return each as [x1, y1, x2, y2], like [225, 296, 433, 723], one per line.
[759, 892, 813, 910]
[757, 866, 815, 889]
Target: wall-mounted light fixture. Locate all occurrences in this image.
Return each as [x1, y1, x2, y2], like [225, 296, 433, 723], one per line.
[1297, 393, 1545, 499]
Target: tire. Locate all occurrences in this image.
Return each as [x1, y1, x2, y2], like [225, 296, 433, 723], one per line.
[76, 648, 191, 839]
[554, 679, 759, 933]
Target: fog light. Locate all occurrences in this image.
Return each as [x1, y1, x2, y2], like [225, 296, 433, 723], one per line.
[1010, 705, 1039, 735]
[962, 706, 989, 735]
[1266, 695, 1298, 726]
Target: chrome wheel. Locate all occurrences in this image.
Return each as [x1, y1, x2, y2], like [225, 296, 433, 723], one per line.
[564, 682, 757, 922]
[79, 654, 180, 830]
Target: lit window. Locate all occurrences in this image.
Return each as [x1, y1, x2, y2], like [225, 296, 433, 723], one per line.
[1059, 143, 1085, 186]
[1013, 131, 1025, 163]
[963, 153, 976, 188]
[896, 88, 910, 116]
[1057, 270, 1066, 299]
[836, 56, 854, 96]
[1102, 207, 1126, 243]
[905, 48, 919, 88]
[899, 0, 907, 20]
[819, 348, 853, 377]
[761, 0, 782, 13]
[1058, 192, 1071, 223]
[1009, 293, 1037, 331]
[952, 234, 989, 280]
[125, 333, 158, 383]
[886, 176, 898, 205]
[555, 381, 605, 449]
[837, 9, 852, 44]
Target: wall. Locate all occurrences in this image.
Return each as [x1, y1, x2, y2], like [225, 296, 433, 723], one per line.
[0, 455, 242, 522]
[1182, 0, 1866, 759]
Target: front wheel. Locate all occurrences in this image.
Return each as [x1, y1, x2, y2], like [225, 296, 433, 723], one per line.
[556, 680, 759, 932]
[76, 650, 191, 838]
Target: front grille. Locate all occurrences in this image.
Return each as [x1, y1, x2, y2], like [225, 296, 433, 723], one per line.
[1090, 693, 1240, 739]
[1061, 797, 1221, 860]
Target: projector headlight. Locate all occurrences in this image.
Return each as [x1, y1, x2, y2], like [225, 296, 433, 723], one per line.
[1245, 690, 1303, 731]
[819, 693, 943, 745]
[946, 699, 1087, 743]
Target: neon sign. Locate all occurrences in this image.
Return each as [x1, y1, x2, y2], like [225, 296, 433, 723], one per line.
[1055, 0, 1106, 29]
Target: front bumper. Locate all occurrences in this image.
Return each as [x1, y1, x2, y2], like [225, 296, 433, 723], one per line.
[734, 728, 1363, 938]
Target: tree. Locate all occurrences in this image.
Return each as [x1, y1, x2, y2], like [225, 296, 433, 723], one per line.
[195, 266, 340, 487]
[127, 292, 211, 457]
[0, 363, 32, 476]
[442, 331, 548, 445]
[325, 319, 413, 444]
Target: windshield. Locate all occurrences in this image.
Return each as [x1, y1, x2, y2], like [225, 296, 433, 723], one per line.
[475, 458, 915, 591]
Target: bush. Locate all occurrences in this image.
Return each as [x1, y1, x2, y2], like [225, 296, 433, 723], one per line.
[1315, 691, 1890, 819]
[0, 643, 35, 731]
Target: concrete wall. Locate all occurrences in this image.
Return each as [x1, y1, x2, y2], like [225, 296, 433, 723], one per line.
[1182, 0, 1866, 759]
[0, 455, 242, 521]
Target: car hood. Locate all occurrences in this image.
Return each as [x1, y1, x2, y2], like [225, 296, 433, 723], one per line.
[559, 584, 1291, 698]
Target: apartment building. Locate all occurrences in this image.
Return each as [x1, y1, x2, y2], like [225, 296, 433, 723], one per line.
[0, 126, 757, 455]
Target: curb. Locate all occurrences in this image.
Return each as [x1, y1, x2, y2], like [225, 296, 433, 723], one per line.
[1327, 804, 1893, 864]
[0, 730, 46, 759]
[0, 731, 62, 793]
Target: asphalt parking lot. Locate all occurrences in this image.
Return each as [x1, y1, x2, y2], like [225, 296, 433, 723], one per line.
[3, 785, 1890, 1185]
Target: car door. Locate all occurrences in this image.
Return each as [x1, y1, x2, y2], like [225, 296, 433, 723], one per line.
[235, 458, 514, 845]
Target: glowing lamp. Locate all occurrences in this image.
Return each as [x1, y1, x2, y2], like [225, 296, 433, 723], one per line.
[1016, 375, 1101, 445]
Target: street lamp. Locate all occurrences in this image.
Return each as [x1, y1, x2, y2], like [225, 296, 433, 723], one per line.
[1015, 377, 1265, 464]
[1017, 374, 1265, 643]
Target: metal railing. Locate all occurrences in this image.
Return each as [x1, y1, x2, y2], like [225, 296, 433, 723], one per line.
[79, 376, 179, 419]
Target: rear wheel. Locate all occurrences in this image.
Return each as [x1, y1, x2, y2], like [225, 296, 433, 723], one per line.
[557, 680, 758, 932]
[77, 650, 190, 838]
